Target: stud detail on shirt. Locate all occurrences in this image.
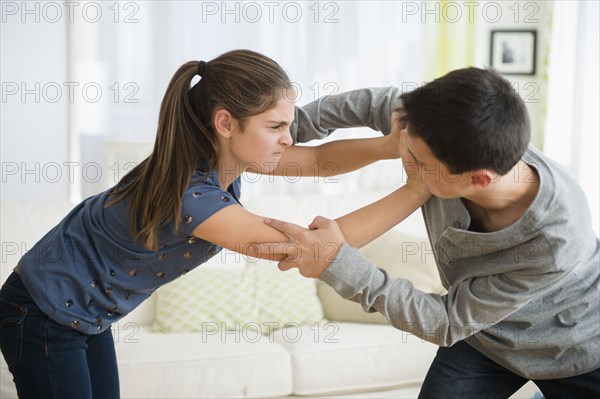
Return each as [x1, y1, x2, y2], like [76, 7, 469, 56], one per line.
[192, 192, 201, 198]
[184, 215, 192, 224]
[65, 299, 73, 308]
[104, 287, 113, 295]
[71, 320, 80, 329]
[110, 269, 116, 277]
[158, 253, 166, 260]
[183, 251, 192, 259]
[181, 269, 190, 276]
[128, 269, 138, 277]
[91, 279, 99, 288]
[221, 196, 230, 202]
[188, 236, 197, 244]
[155, 272, 166, 278]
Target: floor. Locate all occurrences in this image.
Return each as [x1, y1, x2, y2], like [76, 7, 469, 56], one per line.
[285, 380, 541, 398]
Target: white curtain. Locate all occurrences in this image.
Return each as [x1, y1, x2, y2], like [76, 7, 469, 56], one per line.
[545, 1, 600, 234]
[69, 1, 425, 201]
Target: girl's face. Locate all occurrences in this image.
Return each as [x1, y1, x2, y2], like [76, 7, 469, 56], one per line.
[226, 96, 295, 173]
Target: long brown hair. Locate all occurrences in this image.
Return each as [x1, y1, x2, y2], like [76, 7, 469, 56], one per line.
[109, 50, 291, 250]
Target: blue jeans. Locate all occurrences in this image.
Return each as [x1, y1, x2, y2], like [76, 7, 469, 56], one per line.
[419, 339, 600, 399]
[0, 272, 120, 399]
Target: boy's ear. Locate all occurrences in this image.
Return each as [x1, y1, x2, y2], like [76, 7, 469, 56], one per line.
[469, 169, 495, 187]
[213, 109, 235, 138]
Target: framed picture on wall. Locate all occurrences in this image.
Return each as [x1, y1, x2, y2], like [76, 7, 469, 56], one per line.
[490, 30, 537, 75]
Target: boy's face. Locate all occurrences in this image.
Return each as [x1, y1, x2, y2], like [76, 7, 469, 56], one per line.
[404, 130, 473, 199]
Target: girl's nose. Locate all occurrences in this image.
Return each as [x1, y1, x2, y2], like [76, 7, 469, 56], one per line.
[280, 128, 293, 147]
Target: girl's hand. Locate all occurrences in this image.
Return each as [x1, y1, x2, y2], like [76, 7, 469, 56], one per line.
[400, 130, 430, 198]
[387, 110, 408, 159]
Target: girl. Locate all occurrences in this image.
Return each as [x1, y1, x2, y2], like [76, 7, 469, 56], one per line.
[0, 49, 428, 398]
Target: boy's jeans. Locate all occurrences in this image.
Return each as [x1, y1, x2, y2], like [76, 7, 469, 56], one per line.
[0, 272, 120, 399]
[419, 339, 600, 399]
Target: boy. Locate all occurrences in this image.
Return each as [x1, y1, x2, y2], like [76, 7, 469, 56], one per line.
[273, 67, 600, 398]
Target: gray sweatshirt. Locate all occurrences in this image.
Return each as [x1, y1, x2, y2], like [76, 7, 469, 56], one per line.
[293, 87, 600, 379]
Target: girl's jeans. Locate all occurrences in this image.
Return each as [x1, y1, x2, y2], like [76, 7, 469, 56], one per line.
[0, 272, 120, 399]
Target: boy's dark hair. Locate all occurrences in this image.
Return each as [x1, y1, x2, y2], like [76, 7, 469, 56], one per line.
[399, 67, 530, 175]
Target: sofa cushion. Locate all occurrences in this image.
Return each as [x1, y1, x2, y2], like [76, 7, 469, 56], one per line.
[272, 322, 438, 396]
[152, 257, 323, 334]
[152, 267, 259, 333]
[252, 260, 325, 330]
[318, 229, 445, 324]
[115, 326, 292, 398]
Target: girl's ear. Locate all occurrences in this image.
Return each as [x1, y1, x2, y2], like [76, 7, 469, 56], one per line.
[213, 109, 235, 138]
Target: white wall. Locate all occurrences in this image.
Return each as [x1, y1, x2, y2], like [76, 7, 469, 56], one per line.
[1, 3, 69, 200]
[471, 1, 552, 148]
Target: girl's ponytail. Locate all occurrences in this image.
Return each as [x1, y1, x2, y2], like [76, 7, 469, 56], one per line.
[109, 50, 291, 250]
[109, 61, 216, 250]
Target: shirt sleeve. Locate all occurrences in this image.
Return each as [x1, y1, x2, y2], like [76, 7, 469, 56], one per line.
[291, 86, 404, 143]
[320, 242, 571, 347]
[179, 178, 239, 236]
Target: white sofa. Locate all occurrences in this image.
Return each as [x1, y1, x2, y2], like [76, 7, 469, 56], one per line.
[0, 191, 540, 398]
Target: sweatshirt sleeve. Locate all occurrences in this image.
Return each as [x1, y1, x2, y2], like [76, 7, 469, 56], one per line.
[291, 87, 404, 143]
[320, 243, 453, 345]
[321, 241, 574, 347]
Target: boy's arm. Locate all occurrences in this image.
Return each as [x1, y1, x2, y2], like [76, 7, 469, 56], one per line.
[250, 183, 429, 262]
[291, 87, 404, 143]
[336, 183, 429, 248]
[320, 240, 571, 348]
[247, 181, 429, 264]
[258, 218, 572, 349]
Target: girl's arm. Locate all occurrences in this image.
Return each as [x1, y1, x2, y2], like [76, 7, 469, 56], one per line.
[192, 204, 296, 262]
[249, 111, 407, 177]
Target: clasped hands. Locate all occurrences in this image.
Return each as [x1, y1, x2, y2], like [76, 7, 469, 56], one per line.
[252, 216, 345, 279]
